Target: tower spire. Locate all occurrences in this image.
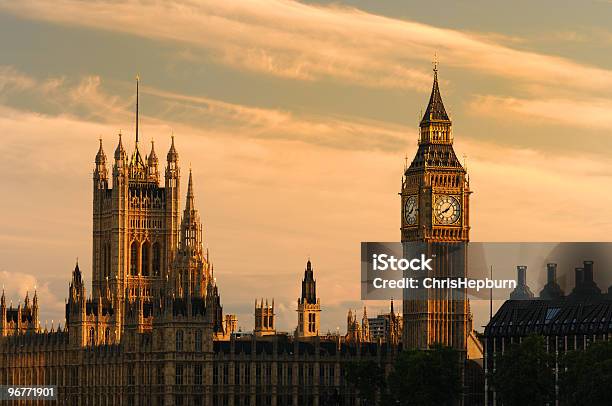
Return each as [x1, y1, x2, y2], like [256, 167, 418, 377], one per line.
[186, 168, 194, 211]
[420, 60, 449, 125]
[135, 74, 140, 144]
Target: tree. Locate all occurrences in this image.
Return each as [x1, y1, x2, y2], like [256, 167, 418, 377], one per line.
[386, 344, 461, 406]
[490, 335, 554, 406]
[559, 340, 612, 406]
[344, 360, 385, 405]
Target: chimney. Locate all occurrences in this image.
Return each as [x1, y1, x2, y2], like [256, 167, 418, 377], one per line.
[540, 263, 564, 300]
[510, 265, 534, 300]
[583, 261, 594, 283]
[575, 267, 584, 288]
[547, 263, 557, 284]
[517, 266, 527, 286]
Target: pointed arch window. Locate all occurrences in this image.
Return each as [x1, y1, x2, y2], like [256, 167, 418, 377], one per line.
[141, 241, 151, 276]
[105, 328, 111, 344]
[152, 242, 161, 276]
[130, 241, 138, 276]
[89, 327, 95, 346]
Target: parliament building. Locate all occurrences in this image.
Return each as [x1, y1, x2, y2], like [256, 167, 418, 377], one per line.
[0, 69, 483, 405]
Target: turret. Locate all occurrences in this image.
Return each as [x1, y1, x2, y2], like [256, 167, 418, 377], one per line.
[94, 138, 108, 189]
[1, 288, 6, 336]
[165, 135, 181, 268]
[180, 170, 203, 254]
[300, 259, 317, 304]
[147, 139, 159, 183]
[113, 133, 128, 182]
[296, 258, 321, 338]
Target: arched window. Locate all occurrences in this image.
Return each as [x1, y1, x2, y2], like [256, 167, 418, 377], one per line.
[141, 241, 150, 276]
[105, 243, 111, 277]
[176, 330, 184, 352]
[105, 328, 111, 344]
[89, 327, 95, 346]
[101, 244, 106, 278]
[195, 329, 202, 352]
[130, 241, 138, 276]
[152, 242, 161, 276]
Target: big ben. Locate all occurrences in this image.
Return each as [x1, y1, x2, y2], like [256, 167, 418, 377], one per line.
[401, 64, 472, 352]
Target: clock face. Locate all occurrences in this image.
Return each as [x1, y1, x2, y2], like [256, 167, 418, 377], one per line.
[403, 195, 418, 225]
[434, 195, 461, 225]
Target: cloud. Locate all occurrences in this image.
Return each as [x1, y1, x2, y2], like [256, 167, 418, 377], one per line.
[0, 270, 66, 326]
[3, 0, 612, 94]
[0, 65, 413, 152]
[468, 95, 612, 130]
[0, 65, 36, 95]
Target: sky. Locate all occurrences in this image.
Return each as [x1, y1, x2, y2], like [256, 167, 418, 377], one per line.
[1, 0, 612, 333]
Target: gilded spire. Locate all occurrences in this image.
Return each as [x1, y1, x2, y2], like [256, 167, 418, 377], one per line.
[420, 62, 450, 125]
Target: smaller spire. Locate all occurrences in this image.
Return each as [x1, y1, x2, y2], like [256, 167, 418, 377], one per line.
[167, 134, 179, 162]
[148, 139, 158, 165]
[186, 168, 195, 211]
[114, 133, 127, 161]
[95, 138, 106, 164]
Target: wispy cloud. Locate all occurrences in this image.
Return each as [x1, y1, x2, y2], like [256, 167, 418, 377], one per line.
[469, 95, 612, 130]
[0, 65, 413, 152]
[2, 0, 612, 94]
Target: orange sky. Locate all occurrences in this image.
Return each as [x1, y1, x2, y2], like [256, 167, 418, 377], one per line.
[1, 0, 612, 332]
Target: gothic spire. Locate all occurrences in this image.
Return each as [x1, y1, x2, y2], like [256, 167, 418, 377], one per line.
[420, 64, 450, 125]
[148, 139, 158, 165]
[114, 133, 126, 161]
[186, 168, 195, 212]
[301, 258, 317, 304]
[95, 138, 106, 164]
[167, 135, 179, 162]
[135, 75, 140, 144]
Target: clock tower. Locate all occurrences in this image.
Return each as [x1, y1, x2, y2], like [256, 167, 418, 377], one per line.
[401, 65, 472, 352]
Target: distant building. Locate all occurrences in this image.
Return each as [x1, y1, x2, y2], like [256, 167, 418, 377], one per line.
[484, 261, 612, 405]
[254, 298, 275, 337]
[295, 260, 321, 338]
[367, 301, 402, 344]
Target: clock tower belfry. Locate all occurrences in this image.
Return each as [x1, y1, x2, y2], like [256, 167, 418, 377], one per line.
[401, 65, 472, 352]
[401, 65, 470, 242]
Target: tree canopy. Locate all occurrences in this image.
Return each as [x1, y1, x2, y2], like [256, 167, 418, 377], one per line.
[559, 340, 612, 406]
[490, 335, 554, 406]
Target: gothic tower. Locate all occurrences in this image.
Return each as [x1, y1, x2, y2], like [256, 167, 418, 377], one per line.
[92, 77, 181, 305]
[169, 169, 211, 298]
[296, 259, 320, 338]
[401, 65, 471, 351]
[254, 298, 275, 337]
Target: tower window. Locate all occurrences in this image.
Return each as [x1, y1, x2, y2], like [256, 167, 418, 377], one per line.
[153, 243, 161, 275]
[130, 241, 138, 276]
[176, 330, 184, 352]
[195, 329, 202, 352]
[175, 365, 183, 385]
[141, 241, 151, 276]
